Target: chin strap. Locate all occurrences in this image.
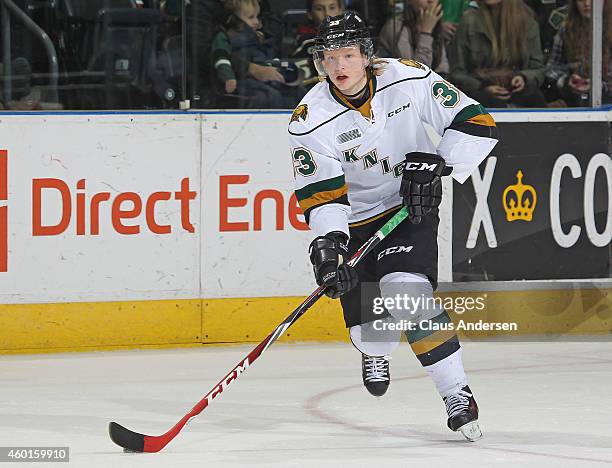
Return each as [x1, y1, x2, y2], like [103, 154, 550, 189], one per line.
[343, 81, 369, 98]
[346, 75, 372, 108]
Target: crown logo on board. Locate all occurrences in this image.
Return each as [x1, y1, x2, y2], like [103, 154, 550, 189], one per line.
[502, 170, 537, 222]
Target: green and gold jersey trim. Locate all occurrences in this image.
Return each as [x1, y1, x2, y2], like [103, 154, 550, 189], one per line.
[295, 175, 350, 222]
[447, 104, 498, 139]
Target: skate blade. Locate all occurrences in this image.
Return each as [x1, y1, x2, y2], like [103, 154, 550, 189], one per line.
[458, 421, 482, 442]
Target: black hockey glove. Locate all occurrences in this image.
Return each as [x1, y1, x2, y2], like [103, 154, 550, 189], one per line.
[399, 152, 450, 224]
[309, 231, 358, 299]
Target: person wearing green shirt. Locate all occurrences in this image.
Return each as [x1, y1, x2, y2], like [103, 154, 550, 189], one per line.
[440, 0, 472, 40]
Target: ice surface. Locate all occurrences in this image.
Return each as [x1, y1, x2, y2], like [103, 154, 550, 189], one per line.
[2, 341, 612, 467]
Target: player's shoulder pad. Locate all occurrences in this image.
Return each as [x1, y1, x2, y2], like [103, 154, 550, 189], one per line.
[288, 82, 348, 137]
[375, 58, 432, 91]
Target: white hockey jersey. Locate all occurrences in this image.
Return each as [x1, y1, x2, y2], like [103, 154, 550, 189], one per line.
[288, 58, 498, 237]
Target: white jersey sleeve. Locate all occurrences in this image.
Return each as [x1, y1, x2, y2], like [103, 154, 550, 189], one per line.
[288, 102, 351, 237]
[409, 64, 499, 183]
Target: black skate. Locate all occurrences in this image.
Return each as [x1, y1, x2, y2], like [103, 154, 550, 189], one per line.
[361, 354, 390, 397]
[443, 385, 482, 441]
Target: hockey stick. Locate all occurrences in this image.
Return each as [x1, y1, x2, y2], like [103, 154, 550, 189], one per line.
[109, 206, 409, 453]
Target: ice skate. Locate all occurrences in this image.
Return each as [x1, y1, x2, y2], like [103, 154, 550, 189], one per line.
[361, 354, 390, 397]
[443, 385, 482, 441]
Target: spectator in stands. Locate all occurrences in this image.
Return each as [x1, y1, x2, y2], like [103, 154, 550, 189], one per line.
[291, 0, 343, 85]
[440, 0, 471, 41]
[448, 0, 548, 108]
[525, 0, 568, 57]
[377, 0, 449, 74]
[186, 0, 280, 107]
[212, 0, 305, 108]
[545, 0, 611, 106]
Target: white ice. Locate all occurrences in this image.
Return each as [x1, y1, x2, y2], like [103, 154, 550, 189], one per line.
[2, 341, 612, 468]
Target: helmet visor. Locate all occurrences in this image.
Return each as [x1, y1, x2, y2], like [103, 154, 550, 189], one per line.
[312, 39, 373, 77]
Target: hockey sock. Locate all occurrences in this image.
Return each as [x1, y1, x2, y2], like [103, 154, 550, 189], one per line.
[423, 347, 467, 398]
[379, 271, 468, 397]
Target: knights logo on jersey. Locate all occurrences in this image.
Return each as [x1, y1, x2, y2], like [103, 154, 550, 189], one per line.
[290, 104, 309, 124]
[399, 58, 425, 70]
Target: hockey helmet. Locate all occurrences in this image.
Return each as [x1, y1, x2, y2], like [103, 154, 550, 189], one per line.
[312, 11, 373, 76]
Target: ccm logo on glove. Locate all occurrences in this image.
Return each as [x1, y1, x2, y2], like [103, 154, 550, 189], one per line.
[404, 161, 440, 171]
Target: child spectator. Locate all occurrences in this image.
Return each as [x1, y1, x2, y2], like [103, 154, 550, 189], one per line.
[546, 0, 611, 106]
[291, 0, 344, 85]
[377, 0, 449, 74]
[212, 0, 305, 108]
[448, 0, 548, 108]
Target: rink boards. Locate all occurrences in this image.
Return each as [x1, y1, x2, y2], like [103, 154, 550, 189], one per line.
[0, 111, 610, 352]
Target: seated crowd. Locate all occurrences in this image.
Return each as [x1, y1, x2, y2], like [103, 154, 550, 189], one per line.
[0, 0, 609, 110]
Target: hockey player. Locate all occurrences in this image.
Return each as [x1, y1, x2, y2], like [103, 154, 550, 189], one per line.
[288, 11, 498, 441]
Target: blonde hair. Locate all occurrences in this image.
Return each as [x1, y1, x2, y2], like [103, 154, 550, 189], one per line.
[476, 0, 534, 67]
[223, 0, 259, 16]
[372, 57, 389, 76]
